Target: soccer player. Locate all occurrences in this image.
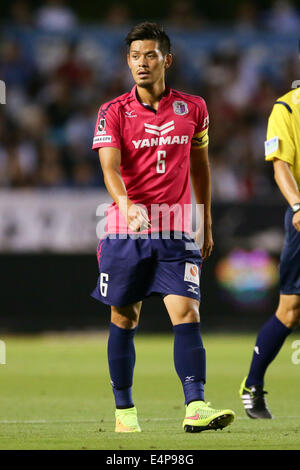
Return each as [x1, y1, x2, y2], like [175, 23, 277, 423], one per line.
[240, 52, 300, 418]
[92, 22, 235, 433]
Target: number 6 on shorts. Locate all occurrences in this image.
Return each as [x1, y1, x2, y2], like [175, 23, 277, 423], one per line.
[100, 273, 109, 297]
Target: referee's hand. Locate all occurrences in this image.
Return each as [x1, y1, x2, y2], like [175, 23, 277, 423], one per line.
[292, 212, 300, 232]
[127, 204, 151, 232]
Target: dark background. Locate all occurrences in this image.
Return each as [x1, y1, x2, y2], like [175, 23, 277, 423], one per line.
[0, 0, 292, 23]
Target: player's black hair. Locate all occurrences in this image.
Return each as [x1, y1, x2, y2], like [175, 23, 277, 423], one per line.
[125, 22, 171, 56]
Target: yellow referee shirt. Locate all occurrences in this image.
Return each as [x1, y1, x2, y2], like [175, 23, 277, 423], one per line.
[265, 87, 300, 190]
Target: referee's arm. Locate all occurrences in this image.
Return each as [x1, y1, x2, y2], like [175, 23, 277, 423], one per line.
[273, 159, 300, 231]
[265, 100, 300, 232]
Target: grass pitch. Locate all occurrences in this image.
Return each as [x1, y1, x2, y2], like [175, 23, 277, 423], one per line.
[0, 332, 299, 450]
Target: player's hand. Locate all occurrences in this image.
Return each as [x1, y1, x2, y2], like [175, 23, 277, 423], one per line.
[127, 204, 151, 232]
[292, 211, 300, 231]
[195, 225, 214, 260]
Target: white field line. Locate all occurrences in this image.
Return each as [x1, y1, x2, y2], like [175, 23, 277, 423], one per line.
[0, 416, 300, 425]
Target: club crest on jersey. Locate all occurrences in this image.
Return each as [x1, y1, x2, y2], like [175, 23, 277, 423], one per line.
[173, 101, 188, 116]
[97, 118, 106, 135]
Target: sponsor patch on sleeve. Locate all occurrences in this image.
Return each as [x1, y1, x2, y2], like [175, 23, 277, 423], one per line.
[264, 136, 279, 156]
[93, 135, 112, 144]
[202, 115, 209, 129]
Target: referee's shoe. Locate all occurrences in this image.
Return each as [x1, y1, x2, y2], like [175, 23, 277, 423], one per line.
[239, 377, 273, 419]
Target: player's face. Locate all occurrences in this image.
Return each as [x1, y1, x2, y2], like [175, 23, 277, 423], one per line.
[127, 40, 171, 88]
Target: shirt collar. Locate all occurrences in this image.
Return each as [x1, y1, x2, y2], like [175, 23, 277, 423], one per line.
[131, 84, 172, 112]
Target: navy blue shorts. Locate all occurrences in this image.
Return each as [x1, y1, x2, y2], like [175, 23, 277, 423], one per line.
[91, 233, 202, 306]
[280, 207, 300, 294]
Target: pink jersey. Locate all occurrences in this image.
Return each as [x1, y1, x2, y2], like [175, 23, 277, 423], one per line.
[92, 85, 209, 234]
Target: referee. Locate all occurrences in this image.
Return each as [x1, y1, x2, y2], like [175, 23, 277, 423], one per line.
[240, 49, 300, 418]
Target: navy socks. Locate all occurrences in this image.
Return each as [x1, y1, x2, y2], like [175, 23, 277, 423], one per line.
[108, 321, 206, 408]
[108, 314, 291, 408]
[173, 322, 206, 404]
[246, 315, 291, 387]
[107, 322, 136, 409]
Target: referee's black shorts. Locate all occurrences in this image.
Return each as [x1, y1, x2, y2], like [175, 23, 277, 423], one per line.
[280, 207, 300, 294]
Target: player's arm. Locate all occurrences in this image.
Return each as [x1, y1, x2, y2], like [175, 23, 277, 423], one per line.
[99, 147, 150, 231]
[273, 159, 300, 231]
[190, 143, 213, 259]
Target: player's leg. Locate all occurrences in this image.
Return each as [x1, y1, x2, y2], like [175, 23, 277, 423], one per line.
[164, 295, 205, 403]
[247, 294, 299, 387]
[108, 301, 142, 432]
[240, 294, 299, 419]
[164, 294, 235, 432]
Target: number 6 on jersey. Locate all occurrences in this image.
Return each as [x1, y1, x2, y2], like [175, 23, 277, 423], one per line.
[156, 150, 166, 174]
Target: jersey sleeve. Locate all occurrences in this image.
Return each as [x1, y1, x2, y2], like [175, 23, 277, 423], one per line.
[265, 102, 295, 165]
[92, 103, 121, 151]
[191, 98, 209, 149]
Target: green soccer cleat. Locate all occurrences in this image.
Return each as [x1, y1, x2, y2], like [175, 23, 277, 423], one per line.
[115, 406, 141, 432]
[182, 400, 235, 433]
[239, 377, 273, 419]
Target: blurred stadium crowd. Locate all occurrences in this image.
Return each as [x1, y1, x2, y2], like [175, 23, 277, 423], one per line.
[1, 0, 300, 201]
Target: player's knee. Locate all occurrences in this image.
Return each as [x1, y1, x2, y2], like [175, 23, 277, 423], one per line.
[288, 307, 300, 328]
[111, 316, 138, 329]
[279, 306, 300, 329]
[111, 306, 140, 329]
[178, 306, 200, 324]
